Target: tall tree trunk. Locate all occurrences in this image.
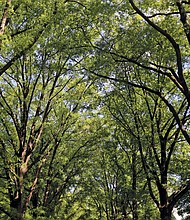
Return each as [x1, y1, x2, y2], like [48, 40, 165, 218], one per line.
[132, 152, 138, 220]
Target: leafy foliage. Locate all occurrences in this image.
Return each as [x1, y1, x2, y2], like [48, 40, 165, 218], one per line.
[0, 0, 190, 220]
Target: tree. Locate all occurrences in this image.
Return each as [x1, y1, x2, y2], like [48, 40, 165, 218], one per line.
[0, 1, 101, 219]
[0, 34, 102, 218]
[103, 82, 190, 219]
[80, 1, 190, 219]
[0, 0, 57, 74]
[1, 0, 190, 219]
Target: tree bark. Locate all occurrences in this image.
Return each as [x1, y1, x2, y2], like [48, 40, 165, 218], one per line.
[10, 196, 24, 220]
[160, 206, 172, 220]
[132, 152, 138, 220]
[0, 0, 11, 36]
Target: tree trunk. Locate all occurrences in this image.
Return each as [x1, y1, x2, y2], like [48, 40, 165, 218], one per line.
[132, 152, 138, 220]
[10, 190, 24, 220]
[160, 206, 172, 220]
[10, 205, 24, 220]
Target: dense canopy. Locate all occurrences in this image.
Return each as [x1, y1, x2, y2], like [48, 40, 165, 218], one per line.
[0, 0, 190, 220]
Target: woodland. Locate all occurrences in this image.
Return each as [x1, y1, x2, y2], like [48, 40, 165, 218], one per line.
[0, 0, 190, 220]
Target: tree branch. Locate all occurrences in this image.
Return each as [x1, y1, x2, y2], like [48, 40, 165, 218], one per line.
[147, 11, 190, 18]
[88, 69, 190, 144]
[128, 0, 190, 103]
[0, 0, 11, 36]
[169, 181, 190, 209]
[176, 1, 190, 45]
[0, 25, 47, 76]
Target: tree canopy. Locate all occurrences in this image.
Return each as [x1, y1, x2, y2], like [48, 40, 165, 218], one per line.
[0, 0, 190, 220]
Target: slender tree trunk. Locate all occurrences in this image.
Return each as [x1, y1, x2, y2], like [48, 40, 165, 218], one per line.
[132, 152, 138, 220]
[105, 202, 110, 220]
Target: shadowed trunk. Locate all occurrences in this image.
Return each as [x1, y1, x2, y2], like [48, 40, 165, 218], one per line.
[160, 206, 172, 220]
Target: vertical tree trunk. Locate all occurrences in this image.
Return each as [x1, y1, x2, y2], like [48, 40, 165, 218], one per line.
[160, 207, 172, 220]
[10, 196, 24, 220]
[132, 152, 138, 220]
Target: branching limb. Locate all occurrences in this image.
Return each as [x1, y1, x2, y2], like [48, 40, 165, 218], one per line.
[128, 0, 190, 103]
[169, 181, 190, 209]
[88, 69, 190, 144]
[176, 1, 190, 44]
[0, 25, 47, 76]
